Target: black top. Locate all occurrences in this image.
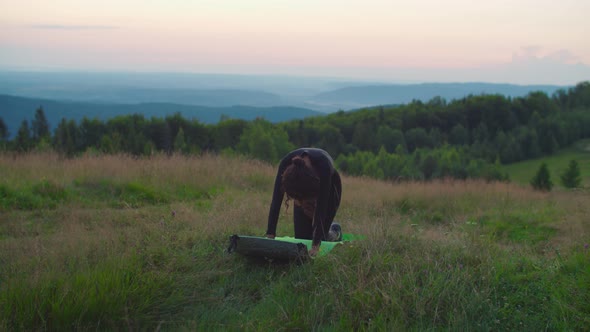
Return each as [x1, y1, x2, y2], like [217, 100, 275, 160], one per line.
[266, 148, 337, 245]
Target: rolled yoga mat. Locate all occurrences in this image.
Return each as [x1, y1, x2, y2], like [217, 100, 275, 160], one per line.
[227, 234, 359, 261]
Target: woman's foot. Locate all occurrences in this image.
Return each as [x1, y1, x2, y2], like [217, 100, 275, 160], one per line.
[327, 222, 342, 241]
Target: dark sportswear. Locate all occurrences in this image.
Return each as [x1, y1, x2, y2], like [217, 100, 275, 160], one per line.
[266, 148, 342, 246]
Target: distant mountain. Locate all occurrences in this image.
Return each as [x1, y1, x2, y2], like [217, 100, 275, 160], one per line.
[0, 94, 323, 138]
[1, 71, 573, 113]
[0, 71, 342, 108]
[308, 82, 568, 110]
[0, 85, 285, 108]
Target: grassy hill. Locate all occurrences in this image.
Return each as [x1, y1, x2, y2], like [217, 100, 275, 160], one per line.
[503, 139, 590, 188]
[1, 152, 589, 330]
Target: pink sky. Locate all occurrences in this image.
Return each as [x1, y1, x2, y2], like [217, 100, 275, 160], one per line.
[1, 0, 589, 84]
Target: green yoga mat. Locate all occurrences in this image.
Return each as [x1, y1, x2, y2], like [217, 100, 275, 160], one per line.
[274, 234, 358, 257]
[227, 233, 359, 261]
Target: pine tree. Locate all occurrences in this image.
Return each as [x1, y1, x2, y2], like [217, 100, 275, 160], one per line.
[173, 127, 187, 154]
[14, 120, 32, 152]
[0, 117, 8, 141]
[0, 117, 8, 150]
[560, 160, 582, 189]
[530, 163, 553, 191]
[32, 106, 50, 141]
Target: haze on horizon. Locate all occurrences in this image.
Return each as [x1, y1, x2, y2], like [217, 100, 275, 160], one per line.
[1, 0, 589, 85]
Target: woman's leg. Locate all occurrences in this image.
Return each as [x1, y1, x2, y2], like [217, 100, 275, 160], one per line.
[326, 171, 343, 241]
[328, 171, 342, 222]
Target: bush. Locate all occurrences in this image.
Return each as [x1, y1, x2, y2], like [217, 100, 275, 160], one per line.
[530, 163, 553, 191]
[560, 160, 582, 189]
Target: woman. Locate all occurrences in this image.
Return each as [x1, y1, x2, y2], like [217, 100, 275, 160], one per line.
[266, 148, 342, 256]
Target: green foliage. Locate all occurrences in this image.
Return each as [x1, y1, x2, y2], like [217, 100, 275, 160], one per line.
[404, 127, 433, 152]
[337, 145, 507, 182]
[0, 180, 68, 210]
[236, 118, 294, 163]
[485, 214, 556, 244]
[14, 120, 32, 152]
[314, 123, 346, 156]
[449, 123, 469, 145]
[31, 106, 50, 141]
[173, 127, 188, 154]
[531, 163, 553, 191]
[53, 118, 80, 157]
[560, 160, 582, 189]
[503, 139, 590, 187]
[5, 81, 590, 184]
[118, 181, 169, 206]
[213, 118, 247, 151]
[376, 125, 406, 152]
[0, 117, 8, 142]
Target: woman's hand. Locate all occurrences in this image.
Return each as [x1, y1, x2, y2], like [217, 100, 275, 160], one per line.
[309, 244, 320, 257]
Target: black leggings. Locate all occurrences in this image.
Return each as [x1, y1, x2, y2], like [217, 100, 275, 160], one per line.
[293, 172, 341, 240]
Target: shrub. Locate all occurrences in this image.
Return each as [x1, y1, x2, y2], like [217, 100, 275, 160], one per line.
[560, 160, 582, 189]
[530, 163, 553, 191]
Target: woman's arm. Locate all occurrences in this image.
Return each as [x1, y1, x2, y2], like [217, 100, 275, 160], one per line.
[265, 153, 293, 236]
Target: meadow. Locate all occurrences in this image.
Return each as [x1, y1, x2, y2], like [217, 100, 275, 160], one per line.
[0, 152, 589, 331]
[503, 139, 590, 188]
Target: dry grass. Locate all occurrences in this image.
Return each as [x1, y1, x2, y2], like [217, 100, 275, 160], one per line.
[0, 152, 273, 188]
[2, 152, 588, 259]
[1, 152, 589, 330]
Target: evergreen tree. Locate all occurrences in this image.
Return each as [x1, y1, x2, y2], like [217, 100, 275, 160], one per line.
[53, 118, 80, 157]
[14, 120, 32, 152]
[0, 117, 8, 150]
[0, 117, 8, 141]
[174, 127, 188, 154]
[560, 160, 582, 189]
[32, 106, 50, 141]
[79, 117, 106, 151]
[530, 163, 553, 191]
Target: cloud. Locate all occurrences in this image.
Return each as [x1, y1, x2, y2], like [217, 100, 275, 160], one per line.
[518, 45, 543, 59]
[30, 24, 118, 30]
[512, 46, 581, 65]
[546, 49, 579, 64]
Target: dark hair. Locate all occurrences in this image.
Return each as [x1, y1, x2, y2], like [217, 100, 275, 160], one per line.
[281, 156, 320, 200]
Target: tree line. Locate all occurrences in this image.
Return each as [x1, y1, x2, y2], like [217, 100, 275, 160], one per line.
[1, 81, 589, 183]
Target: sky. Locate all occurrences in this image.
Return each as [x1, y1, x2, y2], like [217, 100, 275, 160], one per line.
[1, 0, 589, 85]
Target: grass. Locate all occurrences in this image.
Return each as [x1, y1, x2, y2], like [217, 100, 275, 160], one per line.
[503, 139, 590, 188]
[1, 152, 589, 330]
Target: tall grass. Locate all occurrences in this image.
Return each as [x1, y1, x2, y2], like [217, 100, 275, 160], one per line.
[1, 152, 589, 330]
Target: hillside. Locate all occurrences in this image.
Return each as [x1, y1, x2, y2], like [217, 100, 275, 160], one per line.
[0, 94, 323, 138]
[310, 82, 565, 109]
[0, 71, 571, 112]
[1, 153, 589, 330]
[503, 139, 590, 187]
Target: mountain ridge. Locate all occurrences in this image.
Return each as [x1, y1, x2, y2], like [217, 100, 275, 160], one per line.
[0, 94, 323, 138]
[308, 82, 567, 109]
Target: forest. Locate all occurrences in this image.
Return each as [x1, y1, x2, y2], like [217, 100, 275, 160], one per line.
[1, 81, 589, 182]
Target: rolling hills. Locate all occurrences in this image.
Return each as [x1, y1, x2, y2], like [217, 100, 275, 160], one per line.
[0, 94, 323, 138]
[309, 82, 565, 109]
